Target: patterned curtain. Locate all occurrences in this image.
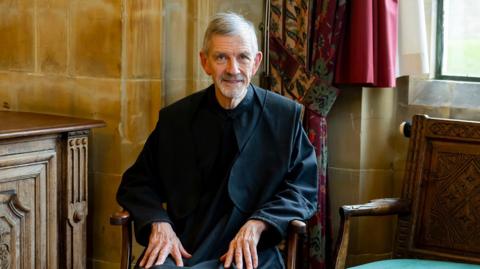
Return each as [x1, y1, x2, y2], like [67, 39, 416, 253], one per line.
[267, 0, 347, 268]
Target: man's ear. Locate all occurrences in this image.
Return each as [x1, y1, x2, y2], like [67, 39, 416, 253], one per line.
[199, 51, 211, 75]
[252, 51, 263, 75]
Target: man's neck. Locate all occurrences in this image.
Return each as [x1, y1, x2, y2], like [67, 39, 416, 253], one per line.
[215, 87, 248, 110]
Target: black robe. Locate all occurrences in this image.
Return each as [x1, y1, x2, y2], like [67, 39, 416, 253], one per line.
[117, 84, 318, 268]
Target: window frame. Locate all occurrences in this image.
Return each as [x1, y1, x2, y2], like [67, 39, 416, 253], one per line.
[434, 0, 480, 82]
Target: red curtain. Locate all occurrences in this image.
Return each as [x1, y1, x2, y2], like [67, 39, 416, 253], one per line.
[335, 0, 398, 87]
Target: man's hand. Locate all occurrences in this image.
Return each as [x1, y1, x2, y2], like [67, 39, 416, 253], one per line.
[139, 222, 192, 268]
[220, 219, 268, 269]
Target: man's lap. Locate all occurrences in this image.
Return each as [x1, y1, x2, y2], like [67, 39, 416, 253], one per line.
[135, 247, 284, 269]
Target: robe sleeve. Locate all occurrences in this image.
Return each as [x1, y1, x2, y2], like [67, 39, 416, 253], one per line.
[116, 117, 172, 246]
[249, 113, 318, 246]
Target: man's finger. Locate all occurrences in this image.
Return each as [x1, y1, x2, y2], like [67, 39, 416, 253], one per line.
[140, 241, 160, 267]
[249, 239, 258, 268]
[145, 246, 161, 268]
[155, 245, 171, 266]
[242, 240, 253, 269]
[179, 243, 192, 258]
[139, 245, 153, 267]
[224, 245, 234, 268]
[171, 245, 184, 266]
[235, 240, 243, 269]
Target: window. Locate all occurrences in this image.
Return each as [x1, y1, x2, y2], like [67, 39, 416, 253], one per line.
[435, 0, 480, 81]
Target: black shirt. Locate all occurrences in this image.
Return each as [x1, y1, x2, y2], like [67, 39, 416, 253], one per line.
[177, 86, 256, 262]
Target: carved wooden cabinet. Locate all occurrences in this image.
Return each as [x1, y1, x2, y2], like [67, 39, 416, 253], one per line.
[0, 111, 104, 269]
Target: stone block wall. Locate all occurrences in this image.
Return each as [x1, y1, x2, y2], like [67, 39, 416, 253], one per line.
[328, 86, 398, 266]
[0, 0, 163, 268]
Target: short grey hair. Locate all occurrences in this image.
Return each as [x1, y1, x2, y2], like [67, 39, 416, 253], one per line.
[202, 12, 259, 55]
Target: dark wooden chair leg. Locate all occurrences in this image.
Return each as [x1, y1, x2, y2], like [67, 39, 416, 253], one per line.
[287, 220, 307, 269]
[111, 210, 133, 269]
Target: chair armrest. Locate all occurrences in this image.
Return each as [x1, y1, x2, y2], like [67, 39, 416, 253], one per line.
[110, 209, 133, 269]
[110, 210, 131, 225]
[341, 198, 410, 218]
[334, 198, 410, 269]
[289, 219, 307, 235]
[287, 220, 307, 269]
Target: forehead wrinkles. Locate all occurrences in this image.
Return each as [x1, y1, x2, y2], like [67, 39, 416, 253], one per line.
[207, 34, 254, 56]
[211, 48, 252, 57]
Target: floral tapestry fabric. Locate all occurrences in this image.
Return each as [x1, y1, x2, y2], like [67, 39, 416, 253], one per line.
[269, 0, 346, 268]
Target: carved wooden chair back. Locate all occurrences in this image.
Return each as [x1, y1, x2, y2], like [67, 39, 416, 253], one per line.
[392, 114, 480, 262]
[334, 114, 480, 268]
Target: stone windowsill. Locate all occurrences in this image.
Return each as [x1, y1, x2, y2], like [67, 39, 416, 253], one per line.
[408, 77, 480, 109]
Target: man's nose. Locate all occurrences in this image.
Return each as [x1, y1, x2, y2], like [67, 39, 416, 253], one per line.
[226, 59, 240, 74]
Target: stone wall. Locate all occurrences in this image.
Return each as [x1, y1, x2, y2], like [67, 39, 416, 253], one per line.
[0, 1, 163, 267]
[328, 85, 399, 266]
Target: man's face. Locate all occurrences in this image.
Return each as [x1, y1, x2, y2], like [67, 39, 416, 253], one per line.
[200, 34, 262, 102]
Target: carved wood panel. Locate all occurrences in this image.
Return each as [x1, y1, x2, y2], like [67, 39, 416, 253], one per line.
[60, 131, 89, 269]
[394, 115, 480, 264]
[0, 147, 58, 269]
[429, 122, 480, 139]
[416, 141, 480, 256]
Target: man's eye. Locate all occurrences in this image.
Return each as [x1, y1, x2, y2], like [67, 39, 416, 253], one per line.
[216, 55, 227, 62]
[240, 54, 251, 60]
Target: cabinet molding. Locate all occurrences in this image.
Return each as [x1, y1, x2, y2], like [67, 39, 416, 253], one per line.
[0, 111, 104, 269]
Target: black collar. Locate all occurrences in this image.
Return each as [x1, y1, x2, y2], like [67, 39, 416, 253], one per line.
[207, 85, 255, 120]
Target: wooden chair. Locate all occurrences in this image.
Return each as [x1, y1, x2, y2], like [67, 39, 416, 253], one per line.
[334, 115, 480, 268]
[110, 211, 307, 269]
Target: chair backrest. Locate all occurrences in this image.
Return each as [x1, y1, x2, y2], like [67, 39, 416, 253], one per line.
[393, 114, 480, 264]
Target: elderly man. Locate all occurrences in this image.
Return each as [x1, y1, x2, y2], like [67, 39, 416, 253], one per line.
[117, 12, 318, 269]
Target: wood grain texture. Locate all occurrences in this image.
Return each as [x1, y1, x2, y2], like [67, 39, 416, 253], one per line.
[0, 111, 105, 139]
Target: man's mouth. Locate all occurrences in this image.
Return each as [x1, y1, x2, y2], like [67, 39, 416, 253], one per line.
[222, 75, 245, 84]
[222, 79, 243, 83]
